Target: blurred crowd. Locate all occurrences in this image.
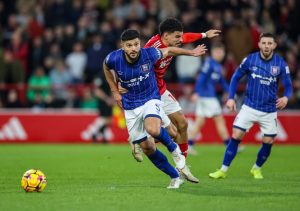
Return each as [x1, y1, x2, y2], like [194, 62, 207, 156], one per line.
[0, 0, 299, 110]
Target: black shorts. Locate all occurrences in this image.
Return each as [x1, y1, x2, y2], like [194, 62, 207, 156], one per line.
[98, 100, 112, 117]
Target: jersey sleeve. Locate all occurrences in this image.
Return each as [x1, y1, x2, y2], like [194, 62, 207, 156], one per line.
[228, 56, 250, 99]
[147, 47, 163, 64]
[104, 52, 114, 69]
[182, 33, 204, 44]
[280, 60, 293, 98]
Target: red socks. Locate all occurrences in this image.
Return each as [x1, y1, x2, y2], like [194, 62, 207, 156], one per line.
[178, 143, 188, 158]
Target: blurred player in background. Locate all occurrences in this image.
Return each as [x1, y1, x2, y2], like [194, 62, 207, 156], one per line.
[188, 43, 230, 155]
[209, 33, 293, 179]
[91, 76, 114, 143]
[104, 29, 205, 188]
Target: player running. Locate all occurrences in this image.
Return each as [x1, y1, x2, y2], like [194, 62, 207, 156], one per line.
[104, 29, 205, 188]
[128, 18, 220, 183]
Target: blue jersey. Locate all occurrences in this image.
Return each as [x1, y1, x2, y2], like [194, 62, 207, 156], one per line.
[105, 47, 163, 110]
[229, 52, 293, 112]
[195, 57, 229, 97]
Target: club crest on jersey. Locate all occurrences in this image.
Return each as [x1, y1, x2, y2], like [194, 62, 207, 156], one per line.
[141, 63, 150, 73]
[270, 66, 280, 76]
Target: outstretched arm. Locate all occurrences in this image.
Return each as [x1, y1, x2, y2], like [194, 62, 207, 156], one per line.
[160, 44, 207, 57]
[182, 29, 221, 44]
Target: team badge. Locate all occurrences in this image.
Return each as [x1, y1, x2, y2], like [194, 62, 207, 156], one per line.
[141, 63, 150, 73]
[270, 66, 280, 76]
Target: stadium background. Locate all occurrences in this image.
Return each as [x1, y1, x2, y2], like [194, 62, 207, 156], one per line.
[0, 0, 300, 143]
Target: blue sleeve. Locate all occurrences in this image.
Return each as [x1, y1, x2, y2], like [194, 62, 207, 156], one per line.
[228, 57, 249, 99]
[280, 61, 293, 98]
[147, 47, 163, 64]
[195, 59, 210, 92]
[104, 52, 114, 69]
[219, 75, 229, 93]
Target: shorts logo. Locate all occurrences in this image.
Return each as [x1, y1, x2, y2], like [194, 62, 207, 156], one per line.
[270, 66, 280, 76]
[141, 63, 150, 73]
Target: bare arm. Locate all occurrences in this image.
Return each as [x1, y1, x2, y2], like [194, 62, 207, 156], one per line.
[103, 62, 123, 108]
[160, 44, 207, 58]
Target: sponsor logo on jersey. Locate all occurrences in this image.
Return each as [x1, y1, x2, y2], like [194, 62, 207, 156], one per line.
[251, 66, 258, 71]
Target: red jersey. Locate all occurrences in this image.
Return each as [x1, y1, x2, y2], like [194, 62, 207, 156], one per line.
[144, 34, 171, 94]
[144, 33, 204, 94]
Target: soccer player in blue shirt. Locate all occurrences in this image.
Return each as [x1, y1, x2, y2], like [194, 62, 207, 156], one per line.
[209, 33, 293, 179]
[103, 29, 206, 188]
[188, 43, 230, 155]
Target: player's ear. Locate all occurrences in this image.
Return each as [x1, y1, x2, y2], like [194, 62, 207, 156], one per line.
[272, 41, 277, 49]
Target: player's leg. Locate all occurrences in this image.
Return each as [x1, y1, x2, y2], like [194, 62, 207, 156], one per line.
[143, 100, 185, 170]
[188, 115, 206, 155]
[209, 105, 254, 179]
[161, 90, 199, 183]
[251, 112, 277, 179]
[130, 111, 177, 163]
[213, 115, 230, 145]
[125, 103, 183, 188]
[161, 90, 189, 157]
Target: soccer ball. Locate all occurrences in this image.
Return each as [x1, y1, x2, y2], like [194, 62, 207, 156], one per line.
[21, 169, 47, 192]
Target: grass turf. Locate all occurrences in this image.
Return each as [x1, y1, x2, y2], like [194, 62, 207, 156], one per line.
[0, 144, 300, 211]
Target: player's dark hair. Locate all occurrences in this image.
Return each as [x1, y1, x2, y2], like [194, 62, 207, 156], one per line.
[120, 29, 140, 41]
[211, 43, 225, 50]
[259, 32, 276, 41]
[159, 18, 183, 35]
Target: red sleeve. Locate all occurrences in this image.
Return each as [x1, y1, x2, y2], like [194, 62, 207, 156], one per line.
[182, 33, 203, 44]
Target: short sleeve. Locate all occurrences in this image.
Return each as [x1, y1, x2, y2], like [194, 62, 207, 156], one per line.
[104, 52, 114, 69]
[147, 47, 163, 63]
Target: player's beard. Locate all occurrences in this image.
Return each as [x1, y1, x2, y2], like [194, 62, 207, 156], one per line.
[125, 51, 140, 63]
[261, 49, 273, 60]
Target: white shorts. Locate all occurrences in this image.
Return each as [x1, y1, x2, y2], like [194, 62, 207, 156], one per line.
[161, 90, 182, 115]
[124, 99, 166, 144]
[196, 97, 222, 118]
[233, 105, 277, 137]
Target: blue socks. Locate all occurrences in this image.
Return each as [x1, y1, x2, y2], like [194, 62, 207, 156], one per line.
[222, 138, 240, 167]
[188, 139, 194, 146]
[147, 149, 179, 178]
[154, 127, 177, 152]
[255, 143, 272, 167]
[223, 138, 230, 146]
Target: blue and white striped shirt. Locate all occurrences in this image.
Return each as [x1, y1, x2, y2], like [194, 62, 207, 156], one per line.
[229, 52, 293, 113]
[105, 47, 162, 110]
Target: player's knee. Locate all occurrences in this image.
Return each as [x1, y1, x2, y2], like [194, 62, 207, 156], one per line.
[141, 141, 156, 155]
[262, 136, 275, 144]
[177, 118, 188, 132]
[146, 126, 161, 137]
[166, 124, 177, 139]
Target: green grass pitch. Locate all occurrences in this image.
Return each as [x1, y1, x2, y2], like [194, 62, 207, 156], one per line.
[0, 144, 300, 211]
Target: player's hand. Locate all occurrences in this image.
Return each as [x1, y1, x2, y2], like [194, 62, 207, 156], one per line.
[205, 29, 221, 38]
[226, 99, 236, 112]
[276, 96, 288, 110]
[191, 44, 207, 57]
[112, 91, 123, 108]
[118, 82, 128, 94]
[191, 93, 198, 102]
